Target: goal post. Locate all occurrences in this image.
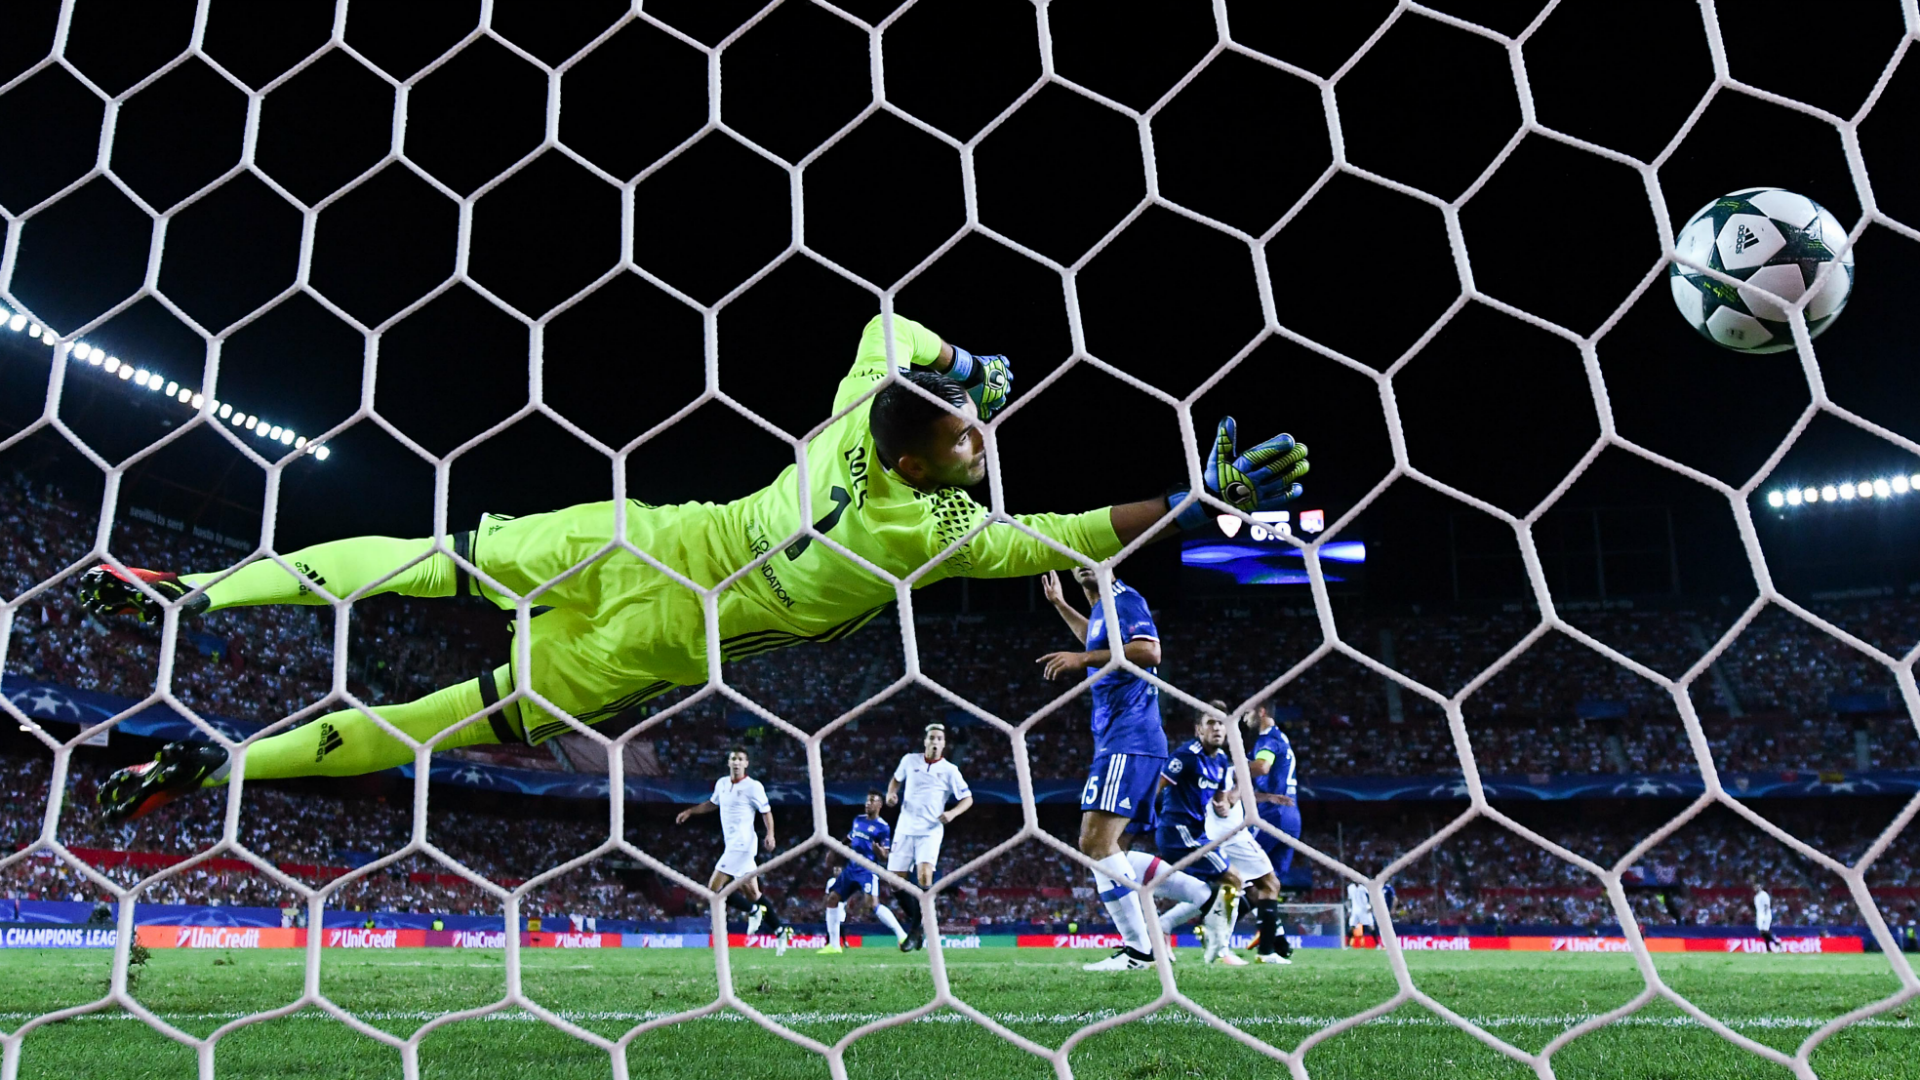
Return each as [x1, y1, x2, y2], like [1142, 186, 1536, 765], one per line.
[1272, 902, 1347, 948]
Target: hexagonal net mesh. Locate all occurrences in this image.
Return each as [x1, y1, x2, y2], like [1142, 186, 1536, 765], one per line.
[0, 1, 1918, 1078]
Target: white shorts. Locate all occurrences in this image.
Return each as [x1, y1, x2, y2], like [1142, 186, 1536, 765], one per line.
[715, 844, 757, 879]
[1218, 829, 1274, 882]
[1756, 917, 1772, 933]
[887, 832, 942, 872]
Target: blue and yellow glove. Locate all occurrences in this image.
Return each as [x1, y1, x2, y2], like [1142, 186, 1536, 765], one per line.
[1169, 417, 1309, 529]
[948, 346, 1013, 420]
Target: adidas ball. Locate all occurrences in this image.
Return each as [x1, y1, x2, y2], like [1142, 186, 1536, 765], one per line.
[1667, 187, 1854, 354]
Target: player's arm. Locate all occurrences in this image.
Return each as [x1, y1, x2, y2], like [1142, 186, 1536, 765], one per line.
[1247, 748, 1293, 804]
[938, 795, 973, 825]
[1039, 570, 1090, 639]
[948, 417, 1309, 578]
[1038, 637, 1162, 681]
[674, 800, 718, 824]
[885, 776, 902, 807]
[760, 809, 777, 852]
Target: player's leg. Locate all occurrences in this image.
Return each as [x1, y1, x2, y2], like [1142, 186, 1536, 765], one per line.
[1129, 852, 1213, 932]
[865, 878, 907, 944]
[79, 536, 463, 622]
[1077, 752, 1160, 970]
[1254, 803, 1302, 960]
[887, 836, 923, 951]
[97, 667, 516, 821]
[823, 894, 844, 951]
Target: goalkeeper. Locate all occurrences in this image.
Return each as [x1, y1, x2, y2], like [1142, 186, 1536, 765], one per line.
[82, 314, 1309, 822]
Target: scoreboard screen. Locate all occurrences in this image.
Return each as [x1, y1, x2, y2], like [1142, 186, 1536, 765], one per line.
[1178, 509, 1365, 590]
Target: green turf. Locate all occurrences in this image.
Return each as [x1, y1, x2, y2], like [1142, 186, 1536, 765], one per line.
[1, 947, 1915, 1078]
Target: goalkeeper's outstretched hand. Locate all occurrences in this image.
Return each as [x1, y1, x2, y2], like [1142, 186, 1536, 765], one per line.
[948, 346, 1013, 420]
[1169, 417, 1309, 530]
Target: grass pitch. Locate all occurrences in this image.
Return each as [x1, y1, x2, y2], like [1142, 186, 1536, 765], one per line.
[1, 945, 1915, 1079]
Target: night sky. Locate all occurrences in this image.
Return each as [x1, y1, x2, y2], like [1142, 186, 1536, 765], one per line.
[1, 0, 1917, 619]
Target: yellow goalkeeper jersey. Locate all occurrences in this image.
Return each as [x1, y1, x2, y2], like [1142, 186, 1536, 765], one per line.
[471, 314, 1123, 702]
[698, 313, 1122, 661]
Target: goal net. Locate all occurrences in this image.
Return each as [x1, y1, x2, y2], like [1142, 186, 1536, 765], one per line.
[1, 1, 1917, 1078]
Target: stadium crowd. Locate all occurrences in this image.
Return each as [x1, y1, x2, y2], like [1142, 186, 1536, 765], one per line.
[6, 750, 1918, 932]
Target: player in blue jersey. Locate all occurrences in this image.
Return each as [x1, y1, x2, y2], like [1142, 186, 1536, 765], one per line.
[819, 790, 910, 953]
[1155, 710, 1243, 957]
[1041, 568, 1173, 971]
[1243, 700, 1300, 962]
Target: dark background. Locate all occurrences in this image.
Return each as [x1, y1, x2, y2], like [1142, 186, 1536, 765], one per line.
[2, 0, 1917, 619]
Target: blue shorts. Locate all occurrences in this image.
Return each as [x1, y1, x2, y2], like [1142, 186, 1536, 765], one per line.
[827, 867, 877, 901]
[1080, 752, 1163, 829]
[1155, 823, 1232, 882]
[1255, 802, 1302, 874]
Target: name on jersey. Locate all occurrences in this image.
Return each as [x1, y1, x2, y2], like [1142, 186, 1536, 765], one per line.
[843, 446, 870, 510]
[744, 522, 797, 609]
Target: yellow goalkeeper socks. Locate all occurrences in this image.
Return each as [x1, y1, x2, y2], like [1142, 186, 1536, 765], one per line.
[182, 536, 460, 611]
[209, 669, 512, 784]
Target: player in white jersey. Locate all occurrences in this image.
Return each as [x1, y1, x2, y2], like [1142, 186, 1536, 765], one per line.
[1206, 787, 1282, 966]
[885, 723, 973, 951]
[1754, 884, 1779, 952]
[676, 748, 790, 953]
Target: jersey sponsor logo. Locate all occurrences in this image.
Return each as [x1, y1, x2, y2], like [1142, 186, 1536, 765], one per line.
[744, 523, 798, 609]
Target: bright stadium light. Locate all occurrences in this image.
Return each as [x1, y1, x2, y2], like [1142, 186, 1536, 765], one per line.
[1840, 482, 1857, 499]
[294, 436, 306, 448]
[266, 424, 281, 439]
[1822, 485, 1839, 501]
[1766, 490, 1785, 508]
[73, 343, 91, 360]
[1874, 478, 1893, 498]
[244, 416, 257, 430]
[116, 365, 132, 381]
[190, 392, 203, 408]
[7, 314, 24, 331]
[1786, 488, 1803, 506]
[315, 445, 330, 461]
[1896, 476, 1912, 495]
[164, 380, 178, 395]
[218, 403, 232, 418]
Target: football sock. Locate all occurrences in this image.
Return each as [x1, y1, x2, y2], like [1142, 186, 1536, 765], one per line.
[1156, 871, 1215, 930]
[183, 536, 462, 611]
[210, 669, 508, 784]
[757, 899, 783, 930]
[874, 904, 906, 940]
[825, 905, 843, 947]
[1093, 854, 1151, 953]
[1257, 900, 1282, 955]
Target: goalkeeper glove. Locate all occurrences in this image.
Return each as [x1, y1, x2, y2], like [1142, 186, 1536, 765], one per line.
[1168, 417, 1309, 530]
[947, 346, 1013, 420]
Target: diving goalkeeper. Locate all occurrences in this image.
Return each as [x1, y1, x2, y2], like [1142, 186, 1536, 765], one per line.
[82, 314, 1309, 822]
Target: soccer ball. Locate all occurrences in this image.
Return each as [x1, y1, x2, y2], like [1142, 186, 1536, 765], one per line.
[1667, 187, 1855, 354]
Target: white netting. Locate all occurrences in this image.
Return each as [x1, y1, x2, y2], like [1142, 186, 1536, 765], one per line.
[0, 1, 1917, 1078]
